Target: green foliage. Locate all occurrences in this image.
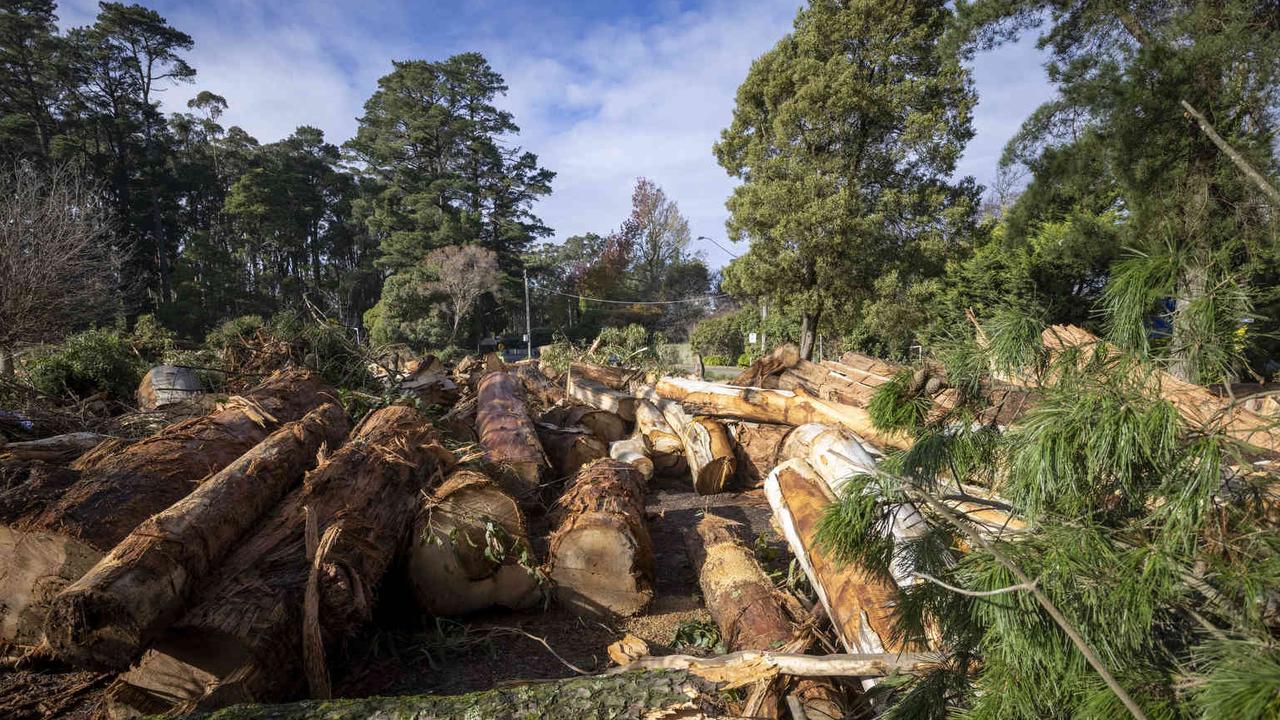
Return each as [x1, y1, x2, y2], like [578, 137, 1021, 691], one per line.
[128, 314, 176, 364]
[700, 355, 728, 367]
[672, 619, 725, 655]
[1192, 640, 1280, 720]
[735, 352, 753, 367]
[205, 315, 265, 349]
[689, 314, 744, 358]
[26, 329, 144, 401]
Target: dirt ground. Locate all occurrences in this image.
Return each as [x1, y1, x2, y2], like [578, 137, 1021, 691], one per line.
[0, 471, 792, 717]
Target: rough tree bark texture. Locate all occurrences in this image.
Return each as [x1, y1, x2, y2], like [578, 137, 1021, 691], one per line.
[541, 403, 626, 443]
[547, 458, 654, 618]
[397, 355, 460, 407]
[105, 405, 453, 717]
[0, 368, 332, 646]
[408, 469, 540, 616]
[731, 344, 801, 388]
[513, 361, 567, 408]
[635, 385, 734, 494]
[476, 371, 548, 504]
[609, 435, 654, 481]
[0, 432, 115, 464]
[570, 362, 632, 390]
[656, 377, 911, 451]
[45, 403, 351, 670]
[567, 374, 637, 421]
[776, 359, 889, 408]
[634, 399, 685, 476]
[537, 423, 608, 477]
[726, 421, 792, 489]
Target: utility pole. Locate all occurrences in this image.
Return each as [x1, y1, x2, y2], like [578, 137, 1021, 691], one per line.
[760, 301, 768, 353]
[523, 268, 533, 360]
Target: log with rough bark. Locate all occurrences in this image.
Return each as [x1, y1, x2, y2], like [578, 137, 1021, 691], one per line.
[537, 423, 608, 477]
[613, 652, 933, 682]
[609, 435, 654, 481]
[657, 377, 911, 451]
[726, 421, 792, 489]
[567, 374, 637, 421]
[0, 432, 116, 464]
[476, 371, 549, 504]
[540, 403, 626, 443]
[105, 405, 453, 716]
[408, 469, 540, 616]
[776, 359, 889, 408]
[44, 403, 351, 670]
[570, 361, 632, 390]
[732, 344, 801, 388]
[546, 458, 653, 618]
[143, 670, 730, 720]
[0, 369, 332, 647]
[634, 399, 685, 475]
[635, 385, 735, 494]
[513, 361, 566, 408]
[398, 355, 460, 407]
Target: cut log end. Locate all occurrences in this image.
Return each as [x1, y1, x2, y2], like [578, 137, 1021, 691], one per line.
[550, 521, 653, 617]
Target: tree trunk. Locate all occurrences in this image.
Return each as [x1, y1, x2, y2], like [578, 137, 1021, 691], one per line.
[570, 362, 631, 391]
[656, 377, 911, 451]
[476, 371, 548, 505]
[1169, 263, 1209, 383]
[540, 404, 626, 444]
[724, 421, 791, 489]
[798, 312, 819, 361]
[537, 423, 609, 477]
[0, 432, 117, 464]
[567, 374, 637, 421]
[397, 356, 460, 407]
[776, 359, 889, 408]
[0, 348, 12, 377]
[513, 362, 565, 408]
[635, 385, 734, 494]
[0, 369, 332, 647]
[44, 403, 350, 670]
[106, 405, 452, 716]
[407, 469, 540, 616]
[634, 399, 685, 476]
[609, 435, 654, 481]
[731, 344, 800, 388]
[129, 670, 728, 720]
[546, 458, 654, 618]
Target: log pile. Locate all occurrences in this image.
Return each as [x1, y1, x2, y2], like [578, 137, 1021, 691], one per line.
[476, 371, 548, 504]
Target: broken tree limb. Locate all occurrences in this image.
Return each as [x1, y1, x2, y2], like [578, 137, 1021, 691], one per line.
[609, 435, 654, 481]
[397, 355, 460, 407]
[547, 458, 654, 618]
[105, 405, 453, 716]
[408, 469, 540, 616]
[636, 385, 735, 494]
[570, 362, 632, 391]
[537, 423, 608, 477]
[634, 399, 685, 475]
[0, 368, 332, 647]
[611, 651, 934, 683]
[44, 402, 351, 670]
[540, 403, 627, 443]
[777, 359, 889, 408]
[476, 371, 549, 504]
[726, 421, 792, 489]
[656, 377, 911, 451]
[513, 361, 566, 408]
[567, 374, 636, 421]
[732, 344, 800, 388]
[0, 432, 116, 464]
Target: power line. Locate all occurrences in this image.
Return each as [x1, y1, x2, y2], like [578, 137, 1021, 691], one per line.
[544, 289, 729, 306]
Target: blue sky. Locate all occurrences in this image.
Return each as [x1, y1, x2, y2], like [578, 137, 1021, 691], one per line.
[59, 0, 1056, 268]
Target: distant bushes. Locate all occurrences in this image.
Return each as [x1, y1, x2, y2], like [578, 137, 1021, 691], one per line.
[26, 329, 144, 402]
[690, 314, 744, 359]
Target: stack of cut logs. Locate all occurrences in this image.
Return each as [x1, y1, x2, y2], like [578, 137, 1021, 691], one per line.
[1, 326, 1269, 719]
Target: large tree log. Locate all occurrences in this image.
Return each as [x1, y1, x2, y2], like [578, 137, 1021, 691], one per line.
[148, 670, 730, 720]
[634, 399, 685, 475]
[570, 361, 632, 390]
[732, 344, 801, 388]
[567, 374, 637, 421]
[684, 515, 794, 651]
[656, 377, 911, 451]
[136, 365, 204, 411]
[726, 421, 792, 489]
[609, 435, 654, 481]
[397, 355, 460, 407]
[547, 458, 654, 618]
[44, 403, 351, 670]
[408, 469, 540, 616]
[0, 369, 331, 647]
[636, 385, 735, 494]
[541, 403, 627, 443]
[776, 359, 888, 408]
[105, 405, 453, 716]
[476, 371, 548, 504]
[0, 432, 116, 464]
[513, 361, 566, 407]
[537, 423, 609, 477]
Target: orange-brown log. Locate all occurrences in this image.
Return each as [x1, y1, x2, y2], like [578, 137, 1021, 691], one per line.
[476, 371, 548, 504]
[731, 344, 800, 388]
[570, 362, 631, 391]
[537, 423, 609, 477]
[44, 403, 351, 669]
[546, 458, 653, 618]
[684, 514, 794, 651]
[540, 403, 626, 443]
[105, 405, 453, 716]
[635, 385, 734, 494]
[513, 362, 566, 407]
[726, 421, 792, 489]
[567, 374, 636, 421]
[634, 399, 685, 476]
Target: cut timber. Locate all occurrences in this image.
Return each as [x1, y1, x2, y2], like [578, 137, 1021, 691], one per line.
[570, 362, 632, 391]
[613, 651, 934, 682]
[540, 403, 626, 443]
[45, 403, 351, 670]
[107, 405, 453, 716]
[777, 358, 889, 408]
[765, 460, 917, 674]
[0, 368, 331, 647]
[136, 365, 203, 411]
[408, 469, 539, 616]
[476, 371, 548, 504]
[537, 423, 608, 477]
[398, 355, 460, 407]
[513, 361, 566, 407]
[609, 435, 654, 481]
[656, 377, 911, 451]
[547, 458, 653, 618]
[567, 374, 636, 421]
[684, 514, 794, 651]
[0, 432, 116, 464]
[732, 344, 800, 388]
[139, 670, 730, 720]
[636, 385, 734, 494]
[634, 399, 685, 475]
[726, 421, 792, 489]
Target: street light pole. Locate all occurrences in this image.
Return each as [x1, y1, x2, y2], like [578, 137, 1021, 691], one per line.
[523, 268, 533, 360]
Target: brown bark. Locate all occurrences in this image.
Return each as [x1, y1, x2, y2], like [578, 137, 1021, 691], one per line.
[540, 403, 626, 443]
[0, 369, 332, 647]
[731, 344, 800, 388]
[684, 514, 794, 651]
[512, 361, 566, 408]
[726, 421, 792, 489]
[106, 405, 453, 716]
[537, 423, 608, 477]
[476, 371, 548, 504]
[657, 377, 911, 451]
[609, 435, 654, 481]
[634, 399, 685, 475]
[635, 385, 735, 494]
[570, 362, 631, 391]
[777, 359, 888, 408]
[408, 469, 539, 616]
[0, 432, 116, 464]
[546, 458, 653, 618]
[398, 355, 460, 407]
[44, 403, 351, 670]
[567, 374, 636, 421]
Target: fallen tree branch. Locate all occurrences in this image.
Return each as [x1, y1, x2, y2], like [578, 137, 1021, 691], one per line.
[609, 650, 936, 687]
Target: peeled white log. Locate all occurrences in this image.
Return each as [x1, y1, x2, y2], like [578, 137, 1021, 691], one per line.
[609, 435, 654, 481]
[567, 375, 636, 421]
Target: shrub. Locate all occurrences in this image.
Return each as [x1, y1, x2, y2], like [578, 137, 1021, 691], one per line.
[701, 354, 728, 367]
[26, 329, 145, 401]
[736, 352, 754, 367]
[129, 314, 176, 363]
[205, 315, 265, 349]
[690, 314, 744, 359]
